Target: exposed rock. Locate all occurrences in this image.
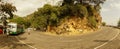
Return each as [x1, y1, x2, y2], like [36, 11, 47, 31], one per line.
[47, 13, 102, 36]
[50, 16, 88, 35]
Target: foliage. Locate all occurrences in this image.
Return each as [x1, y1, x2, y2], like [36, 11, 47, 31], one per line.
[11, 17, 24, 24]
[25, 0, 106, 30]
[73, 4, 88, 18]
[0, 0, 17, 29]
[0, 0, 106, 32]
[87, 16, 97, 28]
[0, 2, 17, 19]
[10, 15, 30, 28]
[102, 22, 106, 26]
[29, 4, 60, 30]
[118, 19, 120, 27]
[87, 5, 96, 16]
[31, 16, 47, 29]
[61, 0, 106, 11]
[62, 0, 74, 6]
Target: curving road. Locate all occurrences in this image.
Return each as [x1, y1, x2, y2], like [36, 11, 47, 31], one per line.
[0, 27, 119, 49]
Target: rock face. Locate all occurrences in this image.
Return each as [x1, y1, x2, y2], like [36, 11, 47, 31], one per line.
[45, 9, 102, 35]
[55, 16, 86, 35]
[95, 13, 102, 28]
[49, 15, 101, 35]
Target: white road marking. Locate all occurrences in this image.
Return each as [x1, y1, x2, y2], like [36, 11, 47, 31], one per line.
[94, 29, 120, 49]
[15, 36, 37, 49]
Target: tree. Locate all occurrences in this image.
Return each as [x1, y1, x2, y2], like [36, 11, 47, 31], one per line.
[33, 4, 59, 31]
[62, 0, 74, 6]
[10, 17, 25, 24]
[77, 0, 106, 5]
[87, 16, 97, 28]
[1, 3, 17, 19]
[62, 0, 106, 11]
[0, 1, 17, 33]
[31, 16, 47, 30]
[10, 15, 31, 28]
[26, 0, 106, 32]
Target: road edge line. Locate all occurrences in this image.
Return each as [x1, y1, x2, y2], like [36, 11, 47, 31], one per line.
[15, 36, 37, 49]
[94, 29, 120, 49]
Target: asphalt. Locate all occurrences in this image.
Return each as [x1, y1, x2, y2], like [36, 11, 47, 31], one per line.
[0, 27, 119, 49]
[0, 35, 32, 49]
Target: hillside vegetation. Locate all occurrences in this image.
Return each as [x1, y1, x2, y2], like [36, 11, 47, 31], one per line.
[118, 19, 120, 27]
[10, 0, 105, 35]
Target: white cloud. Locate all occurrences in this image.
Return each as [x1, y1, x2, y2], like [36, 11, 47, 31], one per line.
[101, 8, 110, 12]
[10, 0, 61, 16]
[110, 1, 120, 9]
[12, 0, 46, 16]
[101, 0, 120, 26]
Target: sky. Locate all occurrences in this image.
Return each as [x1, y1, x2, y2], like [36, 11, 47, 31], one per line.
[8, 0, 61, 16]
[6, 0, 120, 26]
[101, 0, 120, 26]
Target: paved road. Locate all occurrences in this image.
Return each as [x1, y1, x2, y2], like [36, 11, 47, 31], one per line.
[0, 35, 32, 49]
[0, 27, 119, 49]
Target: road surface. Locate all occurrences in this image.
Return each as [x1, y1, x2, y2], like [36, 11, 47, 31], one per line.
[0, 27, 119, 49]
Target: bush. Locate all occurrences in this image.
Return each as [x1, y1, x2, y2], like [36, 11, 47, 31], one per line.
[102, 22, 106, 26]
[31, 4, 60, 29]
[76, 4, 88, 18]
[10, 17, 25, 25]
[31, 16, 47, 29]
[87, 5, 96, 16]
[26, 3, 100, 30]
[118, 19, 120, 27]
[87, 16, 97, 28]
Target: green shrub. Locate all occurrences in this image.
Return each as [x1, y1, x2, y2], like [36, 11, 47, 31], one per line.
[87, 16, 97, 28]
[118, 19, 120, 27]
[102, 22, 106, 26]
[26, 3, 100, 29]
[31, 16, 47, 29]
[87, 6, 96, 16]
[74, 4, 88, 18]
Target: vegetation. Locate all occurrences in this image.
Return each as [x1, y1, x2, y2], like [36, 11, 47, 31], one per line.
[0, 0, 17, 33]
[0, 1, 17, 19]
[102, 22, 106, 26]
[118, 19, 120, 27]
[10, 0, 106, 32]
[88, 16, 97, 28]
[0, 0, 17, 26]
[9, 15, 31, 28]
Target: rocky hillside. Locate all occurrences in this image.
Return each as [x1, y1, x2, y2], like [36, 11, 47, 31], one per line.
[50, 13, 102, 35]
[10, 0, 105, 35]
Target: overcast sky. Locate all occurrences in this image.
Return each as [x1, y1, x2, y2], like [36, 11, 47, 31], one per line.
[8, 0, 61, 17]
[7, 0, 120, 26]
[101, 0, 120, 26]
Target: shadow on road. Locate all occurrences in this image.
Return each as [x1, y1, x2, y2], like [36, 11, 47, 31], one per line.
[0, 34, 34, 49]
[94, 40, 109, 42]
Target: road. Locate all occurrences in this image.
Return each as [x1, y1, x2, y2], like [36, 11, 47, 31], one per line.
[0, 27, 119, 49]
[0, 35, 32, 49]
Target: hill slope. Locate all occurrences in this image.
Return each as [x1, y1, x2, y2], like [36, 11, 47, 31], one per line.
[10, 0, 105, 35]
